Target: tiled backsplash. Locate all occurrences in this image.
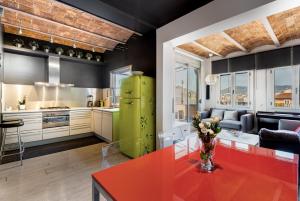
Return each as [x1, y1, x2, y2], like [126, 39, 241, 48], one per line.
[2, 84, 105, 110]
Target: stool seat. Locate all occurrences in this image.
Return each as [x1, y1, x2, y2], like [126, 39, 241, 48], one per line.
[2, 118, 23, 122]
[0, 120, 24, 128]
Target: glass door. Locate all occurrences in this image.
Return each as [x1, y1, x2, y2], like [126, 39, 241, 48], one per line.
[174, 63, 200, 122]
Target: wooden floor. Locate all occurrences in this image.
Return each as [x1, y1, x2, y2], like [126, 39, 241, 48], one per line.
[0, 143, 129, 201]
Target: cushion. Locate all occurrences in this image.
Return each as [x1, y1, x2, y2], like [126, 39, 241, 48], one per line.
[237, 110, 247, 120]
[210, 109, 224, 120]
[201, 118, 213, 123]
[294, 126, 300, 134]
[220, 120, 242, 130]
[223, 111, 238, 121]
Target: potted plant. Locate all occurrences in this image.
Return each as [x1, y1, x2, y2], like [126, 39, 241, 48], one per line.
[18, 96, 26, 110]
[67, 49, 75, 57]
[13, 38, 24, 48]
[55, 47, 64, 55]
[76, 51, 83, 59]
[95, 55, 101, 62]
[192, 113, 222, 172]
[86, 53, 93, 60]
[29, 41, 39, 51]
[43, 45, 50, 53]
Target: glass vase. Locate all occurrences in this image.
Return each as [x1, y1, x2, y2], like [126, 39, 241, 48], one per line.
[199, 138, 216, 172]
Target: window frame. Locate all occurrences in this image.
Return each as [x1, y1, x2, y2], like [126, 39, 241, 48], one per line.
[233, 71, 251, 108]
[268, 65, 299, 111]
[217, 70, 252, 110]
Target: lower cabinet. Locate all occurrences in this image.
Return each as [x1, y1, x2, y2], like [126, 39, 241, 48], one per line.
[101, 112, 113, 141]
[3, 112, 43, 145]
[93, 110, 118, 142]
[70, 109, 92, 135]
[42, 126, 70, 140]
[93, 110, 102, 135]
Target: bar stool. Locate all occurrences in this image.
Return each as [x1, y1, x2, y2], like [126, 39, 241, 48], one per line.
[0, 119, 24, 165]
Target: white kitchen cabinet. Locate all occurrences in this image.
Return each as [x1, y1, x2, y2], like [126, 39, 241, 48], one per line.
[70, 109, 92, 135]
[3, 112, 42, 144]
[42, 126, 70, 140]
[93, 110, 102, 135]
[101, 112, 113, 141]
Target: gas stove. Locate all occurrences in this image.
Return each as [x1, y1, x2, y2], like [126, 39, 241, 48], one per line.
[40, 106, 70, 110]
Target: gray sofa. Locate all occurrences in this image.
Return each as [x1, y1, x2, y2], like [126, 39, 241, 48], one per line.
[200, 108, 254, 133]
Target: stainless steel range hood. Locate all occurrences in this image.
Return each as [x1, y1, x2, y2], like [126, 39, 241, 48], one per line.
[35, 56, 74, 87]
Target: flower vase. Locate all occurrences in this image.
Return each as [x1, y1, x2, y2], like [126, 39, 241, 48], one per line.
[199, 137, 216, 172]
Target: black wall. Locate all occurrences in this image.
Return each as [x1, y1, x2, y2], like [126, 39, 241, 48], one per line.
[212, 46, 297, 74]
[3, 52, 103, 88]
[4, 52, 47, 85]
[102, 31, 156, 87]
[60, 59, 103, 88]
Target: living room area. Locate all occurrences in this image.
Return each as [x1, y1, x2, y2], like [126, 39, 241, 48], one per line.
[157, 0, 300, 154]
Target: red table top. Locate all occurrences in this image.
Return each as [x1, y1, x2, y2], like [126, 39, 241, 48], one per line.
[92, 140, 298, 201]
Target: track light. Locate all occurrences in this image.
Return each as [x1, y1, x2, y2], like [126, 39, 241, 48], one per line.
[73, 43, 76, 48]
[50, 36, 54, 43]
[92, 48, 95, 52]
[18, 27, 22, 35]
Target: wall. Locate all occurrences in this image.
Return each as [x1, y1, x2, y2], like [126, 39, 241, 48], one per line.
[102, 31, 156, 87]
[2, 84, 103, 110]
[3, 52, 104, 88]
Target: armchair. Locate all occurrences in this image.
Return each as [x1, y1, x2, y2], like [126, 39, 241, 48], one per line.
[259, 119, 300, 154]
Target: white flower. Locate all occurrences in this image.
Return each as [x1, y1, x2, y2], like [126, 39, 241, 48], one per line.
[207, 129, 214, 135]
[205, 122, 211, 128]
[199, 123, 205, 128]
[212, 116, 220, 123]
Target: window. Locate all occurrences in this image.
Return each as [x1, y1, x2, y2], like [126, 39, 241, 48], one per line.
[110, 66, 132, 106]
[235, 72, 249, 106]
[174, 63, 200, 122]
[273, 67, 293, 108]
[219, 74, 231, 106]
[218, 71, 252, 108]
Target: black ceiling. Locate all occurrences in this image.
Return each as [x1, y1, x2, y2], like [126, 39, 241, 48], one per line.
[57, 0, 213, 34]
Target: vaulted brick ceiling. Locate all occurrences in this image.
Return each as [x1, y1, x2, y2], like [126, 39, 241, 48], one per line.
[0, 0, 136, 53]
[177, 6, 300, 59]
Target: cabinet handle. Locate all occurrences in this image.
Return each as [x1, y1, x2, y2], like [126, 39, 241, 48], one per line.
[126, 101, 133, 105]
[125, 91, 132, 94]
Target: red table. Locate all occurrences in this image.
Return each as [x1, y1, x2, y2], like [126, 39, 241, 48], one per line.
[92, 140, 298, 201]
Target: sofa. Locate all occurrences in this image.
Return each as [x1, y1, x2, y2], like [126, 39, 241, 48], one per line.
[199, 108, 254, 133]
[259, 119, 300, 154]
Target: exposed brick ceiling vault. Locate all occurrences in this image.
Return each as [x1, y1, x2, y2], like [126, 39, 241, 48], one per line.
[178, 6, 300, 59]
[0, 0, 137, 53]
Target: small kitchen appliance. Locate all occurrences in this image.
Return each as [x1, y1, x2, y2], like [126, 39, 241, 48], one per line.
[87, 95, 94, 107]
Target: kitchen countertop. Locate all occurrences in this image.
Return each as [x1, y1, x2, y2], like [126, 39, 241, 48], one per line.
[2, 107, 119, 114]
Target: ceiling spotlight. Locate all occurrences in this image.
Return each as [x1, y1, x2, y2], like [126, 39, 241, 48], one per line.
[73, 43, 76, 48]
[50, 36, 54, 43]
[92, 48, 95, 52]
[18, 27, 22, 35]
[209, 53, 213, 57]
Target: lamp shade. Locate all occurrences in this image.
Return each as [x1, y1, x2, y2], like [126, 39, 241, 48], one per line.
[205, 74, 217, 85]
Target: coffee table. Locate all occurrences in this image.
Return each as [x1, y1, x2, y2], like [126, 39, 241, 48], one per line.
[216, 130, 259, 146]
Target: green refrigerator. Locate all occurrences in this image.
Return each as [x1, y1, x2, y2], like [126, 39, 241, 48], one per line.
[119, 75, 155, 158]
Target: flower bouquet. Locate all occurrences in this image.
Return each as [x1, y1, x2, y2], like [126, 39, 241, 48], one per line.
[192, 113, 222, 171]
